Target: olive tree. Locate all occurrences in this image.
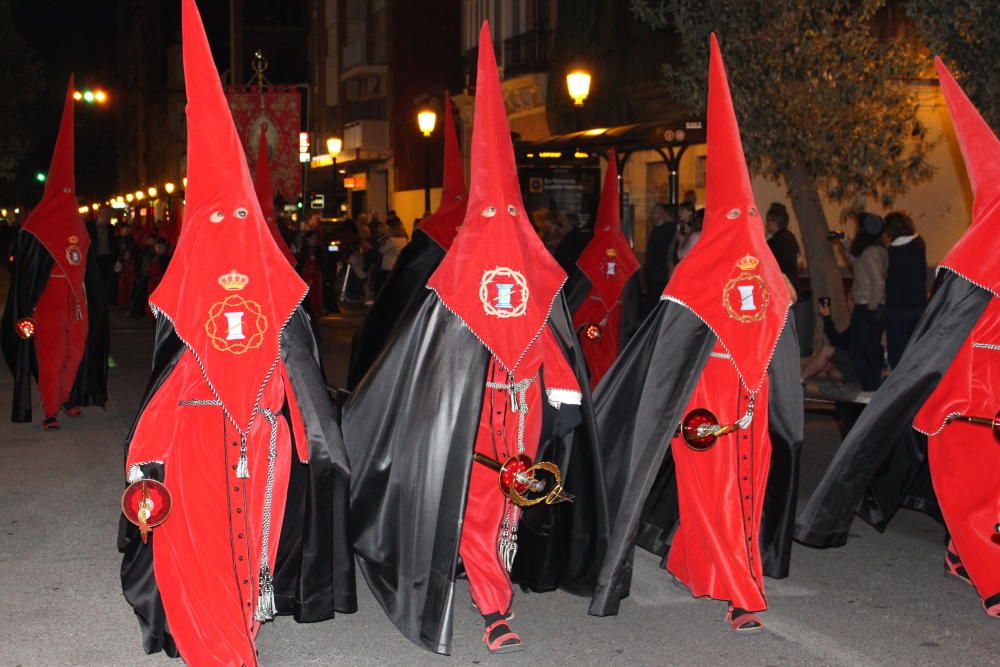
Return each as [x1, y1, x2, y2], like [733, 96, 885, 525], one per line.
[632, 0, 935, 327]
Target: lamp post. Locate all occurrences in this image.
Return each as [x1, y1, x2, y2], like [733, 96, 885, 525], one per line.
[417, 110, 437, 216]
[327, 136, 342, 213]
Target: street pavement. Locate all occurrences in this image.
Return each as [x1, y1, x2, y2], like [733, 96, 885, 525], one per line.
[1, 301, 999, 666]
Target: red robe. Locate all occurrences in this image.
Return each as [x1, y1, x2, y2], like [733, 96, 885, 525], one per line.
[913, 297, 1000, 604]
[668, 347, 771, 611]
[33, 267, 88, 416]
[460, 328, 580, 614]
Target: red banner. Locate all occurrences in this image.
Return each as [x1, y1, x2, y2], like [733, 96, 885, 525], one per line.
[225, 86, 302, 201]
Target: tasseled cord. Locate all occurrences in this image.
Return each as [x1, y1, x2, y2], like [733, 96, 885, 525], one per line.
[255, 564, 277, 621]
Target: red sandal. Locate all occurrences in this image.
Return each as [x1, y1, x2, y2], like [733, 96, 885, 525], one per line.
[727, 606, 764, 633]
[983, 593, 1000, 618]
[945, 542, 972, 586]
[483, 619, 523, 654]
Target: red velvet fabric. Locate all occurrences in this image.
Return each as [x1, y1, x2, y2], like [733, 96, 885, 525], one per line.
[934, 58, 1000, 296]
[33, 271, 87, 417]
[914, 298, 1000, 604]
[461, 327, 579, 615]
[573, 150, 639, 387]
[126, 354, 292, 667]
[419, 92, 468, 251]
[427, 23, 566, 375]
[667, 350, 770, 612]
[663, 35, 790, 394]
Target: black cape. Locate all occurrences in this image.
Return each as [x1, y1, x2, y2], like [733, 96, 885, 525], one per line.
[588, 299, 804, 616]
[564, 268, 643, 355]
[794, 271, 987, 548]
[1, 230, 109, 422]
[117, 308, 357, 657]
[347, 229, 444, 390]
[343, 290, 609, 655]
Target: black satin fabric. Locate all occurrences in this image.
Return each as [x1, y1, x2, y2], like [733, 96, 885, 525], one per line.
[273, 308, 357, 619]
[118, 307, 356, 657]
[795, 271, 989, 548]
[587, 300, 715, 616]
[631, 318, 804, 580]
[347, 229, 445, 390]
[345, 297, 488, 655]
[1, 231, 108, 422]
[344, 294, 609, 654]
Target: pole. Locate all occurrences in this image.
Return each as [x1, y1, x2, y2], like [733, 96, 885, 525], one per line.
[423, 137, 431, 216]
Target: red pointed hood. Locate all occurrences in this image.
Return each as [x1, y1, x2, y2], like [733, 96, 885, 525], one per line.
[934, 57, 1000, 295]
[427, 22, 566, 375]
[150, 0, 307, 431]
[21, 75, 89, 299]
[419, 92, 468, 250]
[664, 34, 790, 393]
[575, 149, 639, 307]
[253, 123, 295, 265]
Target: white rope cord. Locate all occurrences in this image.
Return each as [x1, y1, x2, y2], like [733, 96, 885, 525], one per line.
[253, 407, 279, 622]
[485, 373, 534, 572]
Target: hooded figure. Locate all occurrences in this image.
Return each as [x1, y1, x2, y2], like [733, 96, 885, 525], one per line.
[565, 149, 641, 389]
[795, 58, 1000, 618]
[1, 75, 108, 429]
[346, 92, 467, 389]
[343, 22, 608, 655]
[117, 2, 356, 663]
[253, 123, 295, 266]
[588, 35, 802, 632]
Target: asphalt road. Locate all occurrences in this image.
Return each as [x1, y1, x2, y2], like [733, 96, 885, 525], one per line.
[1, 304, 998, 666]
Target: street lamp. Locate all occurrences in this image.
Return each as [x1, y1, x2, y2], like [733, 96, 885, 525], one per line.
[566, 69, 592, 106]
[134, 190, 144, 201]
[164, 182, 175, 195]
[326, 137, 343, 211]
[417, 110, 437, 215]
[125, 193, 134, 203]
[147, 186, 158, 199]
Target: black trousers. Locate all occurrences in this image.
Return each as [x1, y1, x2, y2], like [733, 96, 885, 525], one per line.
[849, 304, 885, 391]
[886, 306, 924, 369]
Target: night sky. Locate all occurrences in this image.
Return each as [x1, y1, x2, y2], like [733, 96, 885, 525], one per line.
[5, 1, 231, 207]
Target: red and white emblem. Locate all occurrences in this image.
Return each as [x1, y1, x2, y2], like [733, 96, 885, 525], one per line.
[205, 270, 267, 353]
[65, 235, 82, 266]
[480, 267, 529, 318]
[723, 254, 769, 323]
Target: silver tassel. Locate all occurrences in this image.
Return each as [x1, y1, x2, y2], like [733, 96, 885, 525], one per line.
[508, 373, 520, 412]
[236, 453, 249, 479]
[255, 565, 277, 622]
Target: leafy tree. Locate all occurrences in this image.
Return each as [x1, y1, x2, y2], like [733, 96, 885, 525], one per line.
[0, 0, 43, 183]
[907, 0, 1000, 130]
[631, 0, 934, 327]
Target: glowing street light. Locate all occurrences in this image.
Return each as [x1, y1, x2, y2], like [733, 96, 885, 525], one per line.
[326, 136, 342, 158]
[147, 186, 158, 198]
[91, 203, 100, 211]
[125, 193, 134, 203]
[182, 177, 188, 189]
[164, 182, 175, 195]
[94, 90, 108, 103]
[73, 91, 83, 101]
[35, 172, 46, 183]
[566, 69, 592, 106]
[417, 110, 437, 138]
[134, 190, 144, 201]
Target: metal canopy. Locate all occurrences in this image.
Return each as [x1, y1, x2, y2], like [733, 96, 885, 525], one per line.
[515, 118, 706, 156]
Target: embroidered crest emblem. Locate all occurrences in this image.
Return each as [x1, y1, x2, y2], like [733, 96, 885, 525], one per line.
[723, 254, 768, 323]
[480, 267, 529, 318]
[65, 235, 82, 265]
[218, 269, 249, 291]
[205, 295, 268, 354]
[602, 248, 618, 278]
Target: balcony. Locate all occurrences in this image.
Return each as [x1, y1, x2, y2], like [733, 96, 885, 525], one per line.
[342, 34, 387, 79]
[465, 29, 552, 90]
